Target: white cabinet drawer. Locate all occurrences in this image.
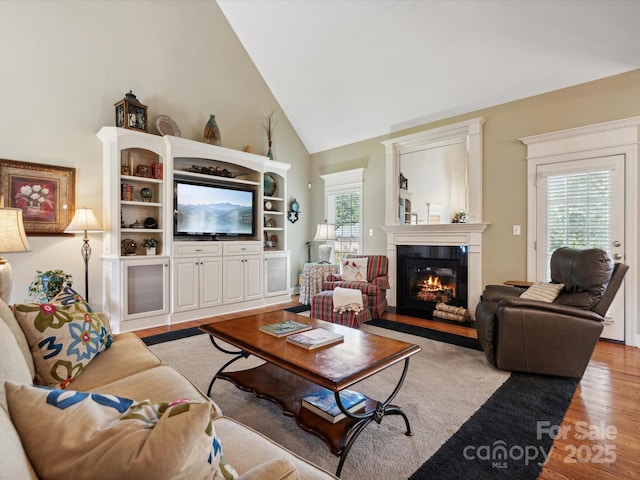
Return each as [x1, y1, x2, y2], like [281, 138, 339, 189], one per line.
[173, 242, 222, 257]
[223, 242, 261, 255]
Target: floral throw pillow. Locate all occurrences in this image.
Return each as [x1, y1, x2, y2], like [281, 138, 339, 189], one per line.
[342, 258, 368, 282]
[13, 287, 113, 389]
[5, 382, 227, 480]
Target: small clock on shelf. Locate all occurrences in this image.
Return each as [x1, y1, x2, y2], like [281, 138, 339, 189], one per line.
[114, 90, 148, 132]
[264, 200, 273, 211]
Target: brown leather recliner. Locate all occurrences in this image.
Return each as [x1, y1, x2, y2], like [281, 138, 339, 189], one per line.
[475, 247, 628, 377]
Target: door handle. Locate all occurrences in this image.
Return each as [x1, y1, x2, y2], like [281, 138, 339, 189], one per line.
[613, 253, 622, 260]
[612, 241, 621, 247]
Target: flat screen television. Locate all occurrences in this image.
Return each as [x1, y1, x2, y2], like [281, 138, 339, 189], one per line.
[174, 179, 256, 239]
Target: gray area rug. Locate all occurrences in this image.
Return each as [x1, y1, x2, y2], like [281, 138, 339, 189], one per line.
[149, 324, 510, 479]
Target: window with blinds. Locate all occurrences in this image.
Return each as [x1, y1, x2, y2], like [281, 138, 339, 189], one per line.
[327, 190, 361, 264]
[544, 169, 612, 269]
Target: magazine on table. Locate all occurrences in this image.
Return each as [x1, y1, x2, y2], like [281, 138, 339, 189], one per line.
[259, 320, 312, 337]
[302, 388, 366, 423]
[286, 328, 344, 349]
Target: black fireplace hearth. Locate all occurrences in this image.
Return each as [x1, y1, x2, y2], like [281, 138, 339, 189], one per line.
[396, 245, 468, 320]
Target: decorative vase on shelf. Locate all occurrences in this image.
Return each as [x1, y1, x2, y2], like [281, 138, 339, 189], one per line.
[264, 174, 277, 197]
[203, 115, 221, 146]
[267, 141, 274, 160]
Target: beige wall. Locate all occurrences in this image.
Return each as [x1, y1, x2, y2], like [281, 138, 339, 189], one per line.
[311, 69, 640, 286]
[2, 1, 639, 309]
[0, 1, 312, 306]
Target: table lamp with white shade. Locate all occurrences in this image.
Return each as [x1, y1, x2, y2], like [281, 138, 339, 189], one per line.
[64, 208, 103, 301]
[313, 221, 336, 264]
[0, 208, 32, 304]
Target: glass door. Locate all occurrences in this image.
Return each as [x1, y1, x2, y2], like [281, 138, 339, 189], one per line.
[122, 258, 169, 321]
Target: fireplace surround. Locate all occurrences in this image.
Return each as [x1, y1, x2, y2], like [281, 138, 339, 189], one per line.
[397, 245, 468, 319]
[382, 223, 487, 318]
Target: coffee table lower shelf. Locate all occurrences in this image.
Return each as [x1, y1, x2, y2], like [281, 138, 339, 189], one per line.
[217, 362, 378, 456]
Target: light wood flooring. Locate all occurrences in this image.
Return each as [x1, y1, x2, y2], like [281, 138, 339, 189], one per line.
[134, 298, 640, 479]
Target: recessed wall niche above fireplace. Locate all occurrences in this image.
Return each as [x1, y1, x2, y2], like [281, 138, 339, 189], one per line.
[381, 117, 488, 319]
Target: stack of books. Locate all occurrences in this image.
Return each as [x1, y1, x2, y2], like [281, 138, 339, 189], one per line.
[302, 389, 366, 423]
[286, 328, 344, 350]
[259, 320, 311, 337]
[152, 161, 164, 180]
[121, 183, 133, 201]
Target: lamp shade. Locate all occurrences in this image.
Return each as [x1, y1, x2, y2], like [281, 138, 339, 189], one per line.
[64, 208, 103, 233]
[0, 208, 31, 304]
[313, 223, 336, 242]
[0, 208, 32, 254]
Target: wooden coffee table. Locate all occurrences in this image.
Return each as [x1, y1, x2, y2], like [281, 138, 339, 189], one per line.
[200, 310, 421, 476]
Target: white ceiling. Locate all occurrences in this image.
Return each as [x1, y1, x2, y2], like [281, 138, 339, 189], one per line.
[217, 0, 640, 154]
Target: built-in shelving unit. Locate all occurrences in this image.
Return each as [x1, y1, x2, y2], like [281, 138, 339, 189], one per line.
[120, 173, 163, 237]
[98, 127, 292, 333]
[263, 169, 287, 250]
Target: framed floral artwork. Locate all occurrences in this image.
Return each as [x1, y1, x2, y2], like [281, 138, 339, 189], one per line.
[0, 159, 76, 235]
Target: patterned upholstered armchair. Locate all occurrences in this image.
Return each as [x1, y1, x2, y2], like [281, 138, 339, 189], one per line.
[322, 254, 390, 318]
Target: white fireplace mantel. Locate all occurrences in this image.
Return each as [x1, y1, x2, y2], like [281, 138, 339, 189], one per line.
[382, 224, 488, 317]
[381, 223, 489, 235]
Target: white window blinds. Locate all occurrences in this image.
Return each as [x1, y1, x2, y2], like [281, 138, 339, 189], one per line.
[327, 190, 361, 263]
[544, 169, 612, 269]
[321, 168, 365, 264]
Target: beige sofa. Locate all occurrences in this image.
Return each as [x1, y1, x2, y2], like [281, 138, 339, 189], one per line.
[0, 298, 336, 479]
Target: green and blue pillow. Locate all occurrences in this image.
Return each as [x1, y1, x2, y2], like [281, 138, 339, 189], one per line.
[14, 287, 113, 389]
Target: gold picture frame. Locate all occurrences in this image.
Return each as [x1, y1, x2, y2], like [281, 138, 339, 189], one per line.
[0, 159, 76, 235]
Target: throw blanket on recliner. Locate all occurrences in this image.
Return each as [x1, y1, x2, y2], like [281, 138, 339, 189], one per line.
[333, 287, 364, 314]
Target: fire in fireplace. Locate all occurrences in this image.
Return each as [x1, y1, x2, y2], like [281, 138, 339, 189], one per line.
[396, 245, 468, 320]
[415, 269, 456, 303]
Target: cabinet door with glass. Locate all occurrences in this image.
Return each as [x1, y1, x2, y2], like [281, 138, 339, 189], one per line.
[121, 257, 169, 321]
[264, 251, 290, 297]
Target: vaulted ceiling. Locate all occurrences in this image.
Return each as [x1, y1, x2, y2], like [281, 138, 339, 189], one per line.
[217, 0, 640, 154]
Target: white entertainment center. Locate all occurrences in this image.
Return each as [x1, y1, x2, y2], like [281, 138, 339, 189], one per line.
[98, 127, 291, 333]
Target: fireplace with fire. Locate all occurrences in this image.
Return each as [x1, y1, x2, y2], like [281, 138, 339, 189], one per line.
[396, 245, 468, 320]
